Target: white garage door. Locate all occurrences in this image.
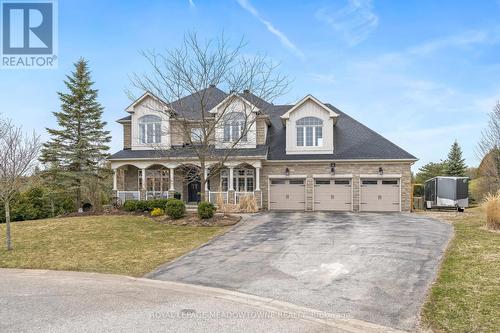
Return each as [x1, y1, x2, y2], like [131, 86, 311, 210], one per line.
[314, 179, 352, 211]
[269, 178, 306, 210]
[360, 179, 400, 212]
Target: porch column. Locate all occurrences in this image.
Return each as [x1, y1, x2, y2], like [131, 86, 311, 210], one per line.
[255, 167, 261, 191]
[169, 168, 175, 191]
[254, 166, 262, 209]
[112, 169, 117, 191]
[141, 168, 146, 200]
[204, 167, 209, 191]
[229, 167, 234, 191]
[228, 166, 235, 204]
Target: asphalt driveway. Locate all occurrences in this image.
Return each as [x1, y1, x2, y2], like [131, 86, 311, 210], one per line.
[149, 212, 452, 331]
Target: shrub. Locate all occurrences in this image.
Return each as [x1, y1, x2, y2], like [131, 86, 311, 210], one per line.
[123, 200, 138, 212]
[150, 207, 165, 217]
[149, 198, 169, 210]
[135, 200, 151, 212]
[166, 199, 185, 219]
[198, 201, 215, 219]
[483, 190, 500, 230]
[238, 195, 258, 213]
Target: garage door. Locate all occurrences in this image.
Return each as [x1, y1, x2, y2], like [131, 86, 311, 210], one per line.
[360, 179, 400, 212]
[269, 178, 306, 210]
[314, 179, 352, 211]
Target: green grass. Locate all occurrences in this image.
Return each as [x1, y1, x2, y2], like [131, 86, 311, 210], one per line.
[0, 215, 228, 277]
[421, 208, 500, 332]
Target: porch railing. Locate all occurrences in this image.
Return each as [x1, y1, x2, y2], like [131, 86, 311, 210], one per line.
[146, 191, 169, 200]
[117, 191, 141, 202]
[207, 191, 229, 205]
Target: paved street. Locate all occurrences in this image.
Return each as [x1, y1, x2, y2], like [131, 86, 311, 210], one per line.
[149, 212, 452, 331]
[0, 269, 347, 333]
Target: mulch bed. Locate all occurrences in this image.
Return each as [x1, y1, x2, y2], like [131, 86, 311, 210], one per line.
[154, 212, 241, 227]
[61, 209, 241, 227]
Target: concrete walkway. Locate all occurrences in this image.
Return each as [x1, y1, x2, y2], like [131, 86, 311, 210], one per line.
[0, 269, 404, 333]
[149, 212, 453, 331]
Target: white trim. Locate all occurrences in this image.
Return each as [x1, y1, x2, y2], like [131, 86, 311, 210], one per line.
[208, 93, 260, 114]
[312, 174, 353, 179]
[268, 174, 308, 179]
[280, 94, 339, 120]
[125, 92, 168, 113]
[265, 159, 417, 163]
[359, 173, 402, 178]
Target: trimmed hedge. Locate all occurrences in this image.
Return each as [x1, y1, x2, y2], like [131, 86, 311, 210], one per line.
[198, 201, 215, 219]
[166, 199, 185, 219]
[122, 198, 172, 212]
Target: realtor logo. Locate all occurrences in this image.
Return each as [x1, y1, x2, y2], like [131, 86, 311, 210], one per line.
[1, 0, 57, 68]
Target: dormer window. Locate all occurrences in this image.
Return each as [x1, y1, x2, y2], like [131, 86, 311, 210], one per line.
[296, 117, 323, 147]
[139, 115, 161, 144]
[223, 112, 247, 142]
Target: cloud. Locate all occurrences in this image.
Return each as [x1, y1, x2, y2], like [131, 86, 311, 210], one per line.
[408, 29, 498, 56]
[236, 0, 305, 59]
[188, 0, 195, 8]
[315, 0, 378, 46]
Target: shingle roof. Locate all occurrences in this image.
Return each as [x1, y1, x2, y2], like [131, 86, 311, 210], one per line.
[266, 103, 417, 161]
[167, 86, 228, 120]
[108, 145, 268, 160]
[114, 88, 417, 161]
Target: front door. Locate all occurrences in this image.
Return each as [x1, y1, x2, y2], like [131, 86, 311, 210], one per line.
[188, 179, 201, 203]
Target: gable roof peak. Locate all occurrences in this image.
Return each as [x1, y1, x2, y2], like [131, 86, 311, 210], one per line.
[280, 94, 339, 120]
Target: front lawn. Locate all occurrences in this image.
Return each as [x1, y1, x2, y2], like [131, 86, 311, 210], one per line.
[421, 208, 500, 332]
[0, 215, 228, 277]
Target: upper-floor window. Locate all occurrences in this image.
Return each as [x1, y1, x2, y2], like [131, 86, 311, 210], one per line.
[139, 115, 161, 144]
[190, 127, 203, 142]
[296, 117, 323, 147]
[223, 112, 247, 142]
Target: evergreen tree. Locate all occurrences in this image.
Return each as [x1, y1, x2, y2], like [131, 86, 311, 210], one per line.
[445, 140, 467, 176]
[415, 161, 447, 183]
[40, 58, 111, 209]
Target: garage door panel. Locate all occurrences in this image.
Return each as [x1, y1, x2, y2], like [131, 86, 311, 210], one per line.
[314, 179, 352, 211]
[361, 179, 400, 212]
[269, 179, 305, 210]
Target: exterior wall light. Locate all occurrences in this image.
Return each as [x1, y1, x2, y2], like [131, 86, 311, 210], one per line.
[285, 167, 290, 176]
[379, 167, 383, 175]
[330, 162, 336, 174]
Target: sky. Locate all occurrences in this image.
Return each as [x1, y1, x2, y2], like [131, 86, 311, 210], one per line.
[1, 0, 499, 172]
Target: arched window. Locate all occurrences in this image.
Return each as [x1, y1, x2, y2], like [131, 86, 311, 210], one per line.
[296, 117, 323, 147]
[223, 112, 247, 142]
[139, 115, 161, 144]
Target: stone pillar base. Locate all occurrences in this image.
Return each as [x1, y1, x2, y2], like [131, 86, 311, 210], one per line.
[254, 190, 262, 209]
[228, 190, 235, 205]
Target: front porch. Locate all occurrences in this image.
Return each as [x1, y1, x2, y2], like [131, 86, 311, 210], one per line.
[112, 161, 262, 207]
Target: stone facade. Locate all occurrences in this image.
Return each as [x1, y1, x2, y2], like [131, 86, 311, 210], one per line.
[260, 161, 412, 212]
[123, 123, 131, 149]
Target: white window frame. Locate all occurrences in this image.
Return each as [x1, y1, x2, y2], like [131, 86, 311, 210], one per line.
[220, 168, 254, 192]
[190, 127, 203, 143]
[223, 112, 247, 143]
[296, 117, 323, 147]
[138, 115, 162, 144]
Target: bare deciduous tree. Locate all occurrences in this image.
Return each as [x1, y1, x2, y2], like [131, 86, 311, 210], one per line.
[130, 32, 289, 200]
[476, 102, 500, 196]
[0, 119, 41, 250]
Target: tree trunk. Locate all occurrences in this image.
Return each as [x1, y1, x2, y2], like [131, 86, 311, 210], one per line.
[5, 200, 12, 251]
[76, 178, 82, 210]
